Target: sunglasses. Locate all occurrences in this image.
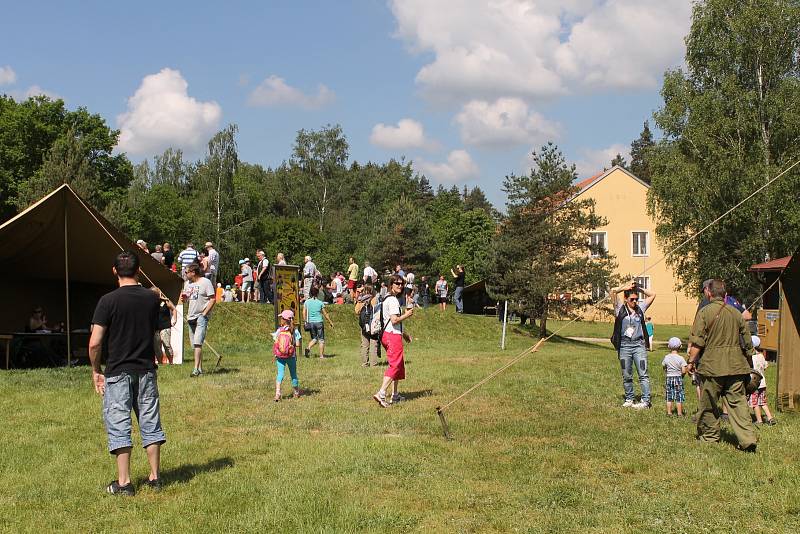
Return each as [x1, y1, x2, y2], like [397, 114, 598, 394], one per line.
[392, 281, 403, 286]
[628, 297, 638, 302]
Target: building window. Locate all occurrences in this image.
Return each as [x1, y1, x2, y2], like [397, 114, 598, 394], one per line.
[634, 276, 650, 298]
[632, 231, 649, 256]
[591, 285, 608, 301]
[589, 232, 607, 258]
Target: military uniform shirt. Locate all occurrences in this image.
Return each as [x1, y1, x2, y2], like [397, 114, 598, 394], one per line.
[688, 298, 753, 377]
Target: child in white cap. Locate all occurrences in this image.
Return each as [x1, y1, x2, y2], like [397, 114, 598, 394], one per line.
[662, 337, 687, 416]
[273, 309, 302, 401]
[749, 335, 776, 425]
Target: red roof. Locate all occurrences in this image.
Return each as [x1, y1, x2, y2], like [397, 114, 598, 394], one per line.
[575, 172, 603, 191]
[749, 256, 792, 272]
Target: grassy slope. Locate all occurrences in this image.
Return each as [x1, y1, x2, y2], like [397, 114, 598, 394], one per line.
[1, 304, 798, 533]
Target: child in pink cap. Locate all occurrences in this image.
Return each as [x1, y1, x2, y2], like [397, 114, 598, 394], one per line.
[273, 309, 301, 401]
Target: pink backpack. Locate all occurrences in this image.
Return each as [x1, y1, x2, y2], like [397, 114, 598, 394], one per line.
[273, 327, 296, 359]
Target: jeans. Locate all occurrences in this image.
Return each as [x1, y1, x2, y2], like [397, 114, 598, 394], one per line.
[275, 357, 299, 388]
[188, 314, 209, 346]
[619, 339, 650, 403]
[103, 370, 166, 453]
[309, 321, 325, 342]
[454, 286, 464, 312]
[259, 279, 272, 304]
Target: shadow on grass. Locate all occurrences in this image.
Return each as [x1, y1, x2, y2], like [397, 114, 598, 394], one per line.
[402, 389, 433, 401]
[210, 367, 239, 375]
[141, 457, 234, 487]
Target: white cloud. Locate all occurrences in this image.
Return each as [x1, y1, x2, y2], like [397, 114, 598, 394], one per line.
[116, 68, 222, 156]
[247, 75, 335, 109]
[455, 97, 561, 148]
[0, 65, 16, 85]
[390, 0, 691, 102]
[573, 143, 630, 178]
[415, 149, 479, 183]
[370, 118, 434, 150]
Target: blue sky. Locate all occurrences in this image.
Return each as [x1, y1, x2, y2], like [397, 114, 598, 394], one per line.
[1, 1, 692, 207]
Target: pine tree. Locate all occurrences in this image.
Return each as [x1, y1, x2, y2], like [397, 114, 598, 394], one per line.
[610, 153, 628, 169]
[629, 121, 654, 183]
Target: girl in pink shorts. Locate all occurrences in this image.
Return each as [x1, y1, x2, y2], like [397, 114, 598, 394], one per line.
[373, 274, 414, 408]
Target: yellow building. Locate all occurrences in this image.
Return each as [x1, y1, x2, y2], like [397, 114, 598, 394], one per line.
[574, 166, 697, 325]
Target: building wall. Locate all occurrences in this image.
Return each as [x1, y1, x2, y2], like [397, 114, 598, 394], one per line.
[576, 167, 697, 325]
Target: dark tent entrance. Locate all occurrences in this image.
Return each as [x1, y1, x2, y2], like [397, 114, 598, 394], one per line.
[0, 184, 183, 368]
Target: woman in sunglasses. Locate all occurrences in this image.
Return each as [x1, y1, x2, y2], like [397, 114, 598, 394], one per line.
[373, 274, 414, 407]
[610, 280, 657, 409]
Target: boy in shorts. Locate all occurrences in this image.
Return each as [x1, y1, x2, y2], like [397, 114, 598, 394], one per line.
[749, 335, 776, 426]
[662, 337, 687, 416]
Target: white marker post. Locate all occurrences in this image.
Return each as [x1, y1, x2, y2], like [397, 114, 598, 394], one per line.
[501, 301, 508, 350]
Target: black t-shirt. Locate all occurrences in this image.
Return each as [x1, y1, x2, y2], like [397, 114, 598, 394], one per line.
[455, 271, 466, 288]
[92, 285, 160, 377]
[163, 249, 175, 267]
[157, 300, 172, 330]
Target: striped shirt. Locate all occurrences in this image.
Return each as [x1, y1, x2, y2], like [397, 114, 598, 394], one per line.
[178, 247, 198, 268]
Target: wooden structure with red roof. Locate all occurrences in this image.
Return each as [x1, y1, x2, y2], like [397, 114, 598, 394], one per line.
[749, 252, 800, 411]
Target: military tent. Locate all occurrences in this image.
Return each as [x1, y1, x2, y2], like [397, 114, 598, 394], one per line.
[0, 184, 183, 367]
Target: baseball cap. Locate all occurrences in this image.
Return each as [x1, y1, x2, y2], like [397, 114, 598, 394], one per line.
[225, 285, 231, 289]
[280, 309, 294, 320]
[238, 259, 246, 265]
[751, 335, 761, 348]
[205, 241, 213, 248]
[244, 257, 250, 263]
[136, 239, 146, 246]
[667, 337, 682, 350]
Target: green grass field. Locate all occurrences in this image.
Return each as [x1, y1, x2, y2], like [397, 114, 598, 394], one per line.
[2, 304, 799, 533]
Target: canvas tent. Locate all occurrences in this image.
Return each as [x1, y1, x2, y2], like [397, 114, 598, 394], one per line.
[0, 184, 183, 367]
[750, 250, 800, 411]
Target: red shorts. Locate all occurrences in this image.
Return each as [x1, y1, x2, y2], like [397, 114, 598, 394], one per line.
[347, 279, 356, 290]
[381, 332, 405, 380]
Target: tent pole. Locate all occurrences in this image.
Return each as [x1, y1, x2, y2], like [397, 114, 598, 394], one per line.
[64, 203, 71, 367]
[501, 301, 508, 350]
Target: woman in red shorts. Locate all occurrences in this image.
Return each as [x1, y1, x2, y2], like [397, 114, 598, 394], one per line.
[373, 274, 414, 407]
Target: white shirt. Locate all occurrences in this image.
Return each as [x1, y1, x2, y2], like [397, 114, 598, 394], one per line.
[207, 248, 219, 273]
[363, 265, 377, 281]
[382, 295, 403, 334]
[331, 277, 343, 297]
[752, 352, 767, 389]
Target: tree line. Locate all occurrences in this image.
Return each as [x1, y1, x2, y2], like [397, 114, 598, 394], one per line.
[2, 0, 800, 332]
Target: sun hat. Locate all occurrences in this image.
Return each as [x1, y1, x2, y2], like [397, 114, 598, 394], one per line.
[205, 241, 213, 248]
[667, 337, 682, 350]
[279, 309, 294, 320]
[751, 335, 761, 348]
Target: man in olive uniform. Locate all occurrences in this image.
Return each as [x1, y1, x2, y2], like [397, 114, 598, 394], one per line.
[687, 279, 757, 451]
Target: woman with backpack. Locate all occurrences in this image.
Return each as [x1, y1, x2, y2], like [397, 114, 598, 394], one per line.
[355, 283, 379, 367]
[372, 274, 414, 408]
[273, 309, 301, 401]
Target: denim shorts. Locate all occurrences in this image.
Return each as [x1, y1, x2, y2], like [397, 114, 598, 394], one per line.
[103, 370, 166, 453]
[309, 321, 325, 342]
[188, 314, 209, 346]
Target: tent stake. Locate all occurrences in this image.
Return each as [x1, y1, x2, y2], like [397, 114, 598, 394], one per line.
[436, 406, 452, 440]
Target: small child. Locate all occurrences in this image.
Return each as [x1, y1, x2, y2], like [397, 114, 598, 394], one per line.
[273, 309, 302, 402]
[749, 335, 776, 425]
[662, 337, 687, 416]
[645, 317, 654, 351]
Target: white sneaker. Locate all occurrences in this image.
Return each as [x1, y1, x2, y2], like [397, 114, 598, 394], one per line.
[622, 400, 635, 408]
[633, 401, 651, 410]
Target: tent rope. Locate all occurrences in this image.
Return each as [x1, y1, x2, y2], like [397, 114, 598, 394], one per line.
[435, 156, 800, 434]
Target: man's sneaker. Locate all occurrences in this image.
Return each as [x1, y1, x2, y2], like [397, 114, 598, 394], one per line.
[190, 369, 202, 377]
[737, 443, 757, 453]
[106, 480, 135, 496]
[633, 401, 651, 410]
[373, 393, 389, 408]
[390, 394, 405, 404]
[766, 418, 777, 426]
[143, 478, 162, 492]
[622, 400, 635, 408]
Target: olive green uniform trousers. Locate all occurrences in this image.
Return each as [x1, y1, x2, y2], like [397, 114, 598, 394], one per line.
[697, 375, 757, 448]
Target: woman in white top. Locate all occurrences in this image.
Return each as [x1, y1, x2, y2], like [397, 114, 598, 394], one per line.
[435, 275, 448, 311]
[372, 274, 414, 407]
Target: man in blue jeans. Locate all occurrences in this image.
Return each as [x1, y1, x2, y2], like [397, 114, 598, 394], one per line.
[610, 280, 657, 409]
[89, 251, 166, 496]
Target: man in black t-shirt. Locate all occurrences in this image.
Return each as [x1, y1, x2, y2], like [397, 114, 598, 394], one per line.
[451, 265, 466, 313]
[89, 251, 166, 496]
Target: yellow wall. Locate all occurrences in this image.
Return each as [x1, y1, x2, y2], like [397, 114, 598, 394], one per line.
[576, 167, 697, 325]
